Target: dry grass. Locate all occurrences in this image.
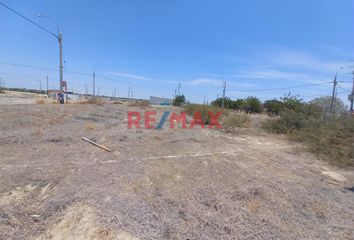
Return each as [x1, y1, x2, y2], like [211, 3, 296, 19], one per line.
[85, 123, 96, 130]
[128, 101, 149, 107]
[35, 98, 46, 104]
[79, 98, 105, 106]
[112, 101, 123, 104]
[0, 89, 5, 94]
[221, 112, 250, 129]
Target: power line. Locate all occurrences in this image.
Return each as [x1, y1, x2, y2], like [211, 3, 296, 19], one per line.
[0, 1, 58, 38]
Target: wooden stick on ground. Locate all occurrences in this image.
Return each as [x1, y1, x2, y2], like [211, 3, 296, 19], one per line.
[82, 137, 111, 152]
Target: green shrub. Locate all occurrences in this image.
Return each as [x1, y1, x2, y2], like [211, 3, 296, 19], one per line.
[264, 99, 284, 115]
[184, 104, 222, 124]
[242, 97, 263, 113]
[221, 112, 250, 128]
[173, 94, 186, 106]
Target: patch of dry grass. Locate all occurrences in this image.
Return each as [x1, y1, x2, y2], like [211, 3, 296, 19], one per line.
[85, 123, 96, 131]
[35, 98, 46, 104]
[128, 101, 149, 107]
[79, 98, 105, 106]
[221, 112, 250, 129]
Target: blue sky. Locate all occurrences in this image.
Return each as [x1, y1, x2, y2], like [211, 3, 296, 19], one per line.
[0, 0, 353, 104]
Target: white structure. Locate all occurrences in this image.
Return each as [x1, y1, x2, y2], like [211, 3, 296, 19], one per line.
[150, 96, 173, 105]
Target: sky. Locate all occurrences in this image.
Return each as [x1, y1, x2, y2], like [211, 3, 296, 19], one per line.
[0, 0, 353, 104]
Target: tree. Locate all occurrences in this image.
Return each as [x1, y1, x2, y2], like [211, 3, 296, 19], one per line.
[242, 97, 262, 113]
[263, 99, 284, 115]
[310, 96, 347, 116]
[173, 94, 185, 106]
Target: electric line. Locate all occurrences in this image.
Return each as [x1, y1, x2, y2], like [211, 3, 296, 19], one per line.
[0, 1, 58, 39]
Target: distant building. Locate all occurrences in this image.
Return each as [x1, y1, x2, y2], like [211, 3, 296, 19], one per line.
[150, 96, 173, 105]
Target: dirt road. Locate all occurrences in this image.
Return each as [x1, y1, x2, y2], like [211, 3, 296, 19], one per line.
[0, 103, 353, 239]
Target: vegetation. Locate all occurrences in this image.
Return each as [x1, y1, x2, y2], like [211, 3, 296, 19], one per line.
[173, 94, 186, 106]
[310, 96, 347, 116]
[184, 104, 249, 128]
[242, 97, 263, 113]
[184, 104, 221, 125]
[221, 112, 250, 129]
[263, 94, 354, 167]
[211, 96, 262, 113]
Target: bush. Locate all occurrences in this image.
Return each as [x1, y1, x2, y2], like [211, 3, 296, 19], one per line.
[184, 104, 222, 125]
[221, 112, 250, 129]
[211, 98, 244, 110]
[262, 94, 353, 167]
[290, 116, 354, 167]
[242, 97, 263, 113]
[264, 99, 284, 115]
[173, 94, 185, 106]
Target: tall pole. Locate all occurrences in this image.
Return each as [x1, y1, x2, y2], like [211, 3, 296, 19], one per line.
[114, 88, 116, 98]
[128, 86, 131, 98]
[330, 74, 337, 116]
[221, 81, 226, 108]
[84, 84, 88, 94]
[93, 65, 98, 99]
[46, 75, 49, 96]
[98, 87, 100, 96]
[93, 71, 95, 99]
[39, 80, 42, 91]
[177, 83, 181, 95]
[349, 70, 354, 113]
[59, 32, 63, 94]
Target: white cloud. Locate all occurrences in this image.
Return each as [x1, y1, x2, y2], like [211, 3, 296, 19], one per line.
[106, 71, 152, 80]
[187, 78, 223, 86]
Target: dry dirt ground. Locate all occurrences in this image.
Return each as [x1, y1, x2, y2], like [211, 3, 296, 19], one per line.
[0, 102, 353, 240]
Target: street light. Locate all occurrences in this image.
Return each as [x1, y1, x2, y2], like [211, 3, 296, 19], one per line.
[93, 65, 99, 99]
[37, 14, 64, 99]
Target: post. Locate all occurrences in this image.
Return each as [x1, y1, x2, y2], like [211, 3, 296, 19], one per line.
[93, 70, 95, 99]
[330, 74, 337, 116]
[221, 81, 226, 108]
[349, 70, 354, 113]
[46, 75, 49, 97]
[114, 88, 116, 98]
[59, 33, 63, 93]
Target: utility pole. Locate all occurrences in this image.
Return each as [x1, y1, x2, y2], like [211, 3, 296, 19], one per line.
[221, 81, 226, 108]
[128, 86, 131, 98]
[131, 90, 133, 98]
[330, 74, 337, 116]
[97, 87, 100, 96]
[39, 80, 42, 91]
[203, 96, 206, 105]
[59, 32, 63, 94]
[84, 84, 88, 95]
[114, 88, 116, 98]
[174, 89, 177, 98]
[177, 83, 181, 95]
[93, 65, 98, 99]
[349, 70, 354, 113]
[46, 75, 49, 96]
